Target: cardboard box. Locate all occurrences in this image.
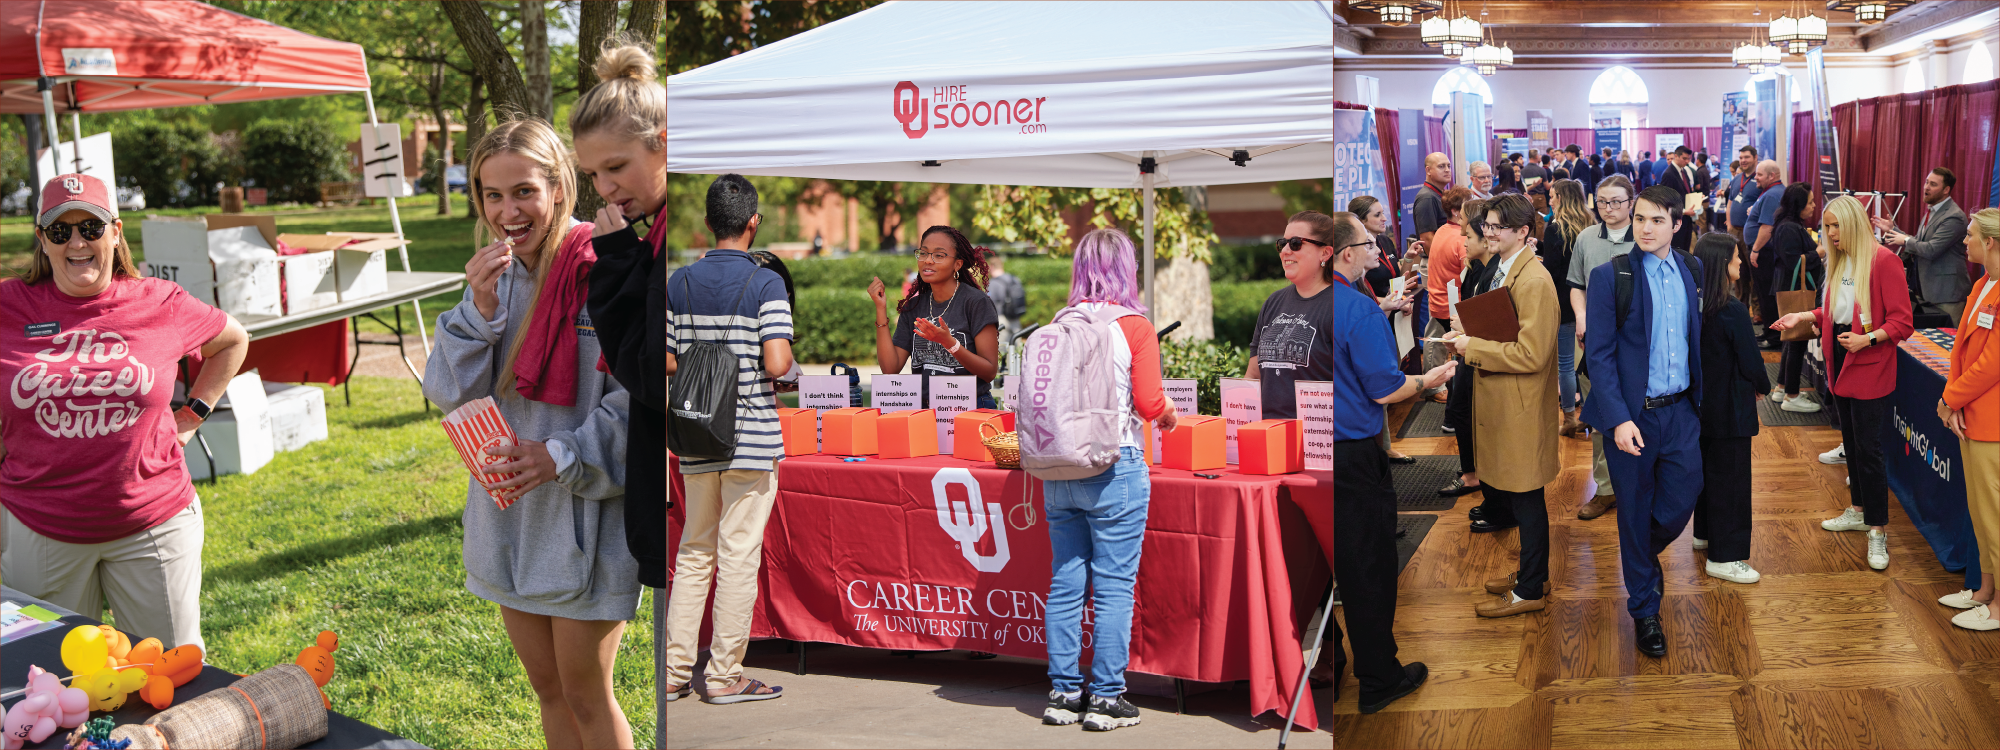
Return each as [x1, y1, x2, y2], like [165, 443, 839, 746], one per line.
[141, 215, 286, 314]
[140, 218, 215, 304]
[280, 252, 338, 315]
[774, 407, 819, 456]
[326, 233, 406, 301]
[952, 410, 1015, 461]
[263, 381, 328, 453]
[1162, 415, 1226, 472]
[878, 409, 939, 459]
[1238, 419, 1304, 475]
[209, 225, 281, 317]
[821, 407, 880, 456]
[184, 372, 273, 480]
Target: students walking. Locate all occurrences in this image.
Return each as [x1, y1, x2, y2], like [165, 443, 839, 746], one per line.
[1691, 233, 1770, 584]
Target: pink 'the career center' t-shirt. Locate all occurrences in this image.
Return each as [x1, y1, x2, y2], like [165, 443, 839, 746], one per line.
[0, 275, 227, 544]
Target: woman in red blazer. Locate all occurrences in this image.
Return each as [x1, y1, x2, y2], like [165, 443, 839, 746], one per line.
[1938, 207, 2000, 631]
[1772, 195, 1914, 571]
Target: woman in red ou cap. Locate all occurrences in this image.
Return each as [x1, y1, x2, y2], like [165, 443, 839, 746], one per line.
[0, 172, 250, 652]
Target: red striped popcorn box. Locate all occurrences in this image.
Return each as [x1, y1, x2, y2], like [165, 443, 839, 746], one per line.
[441, 397, 522, 509]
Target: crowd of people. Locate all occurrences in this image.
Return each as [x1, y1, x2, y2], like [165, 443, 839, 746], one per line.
[1335, 147, 2000, 715]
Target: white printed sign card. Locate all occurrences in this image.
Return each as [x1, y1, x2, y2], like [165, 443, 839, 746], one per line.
[1155, 378, 1201, 461]
[1218, 378, 1262, 464]
[871, 374, 924, 413]
[1294, 381, 1335, 471]
[928, 376, 977, 452]
[798, 375, 850, 441]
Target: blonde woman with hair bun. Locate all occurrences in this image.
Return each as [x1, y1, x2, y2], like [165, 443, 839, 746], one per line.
[1936, 207, 2000, 631]
[1771, 194, 1915, 571]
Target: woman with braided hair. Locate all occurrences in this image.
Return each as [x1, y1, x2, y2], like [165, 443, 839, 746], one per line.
[867, 225, 1003, 409]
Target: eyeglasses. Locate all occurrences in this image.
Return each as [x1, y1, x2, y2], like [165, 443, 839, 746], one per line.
[1597, 197, 1633, 208]
[1278, 236, 1333, 252]
[917, 250, 954, 263]
[1479, 222, 1525, 233]
[1339, 241, 1374, 253]
[40, 218, 107, 245]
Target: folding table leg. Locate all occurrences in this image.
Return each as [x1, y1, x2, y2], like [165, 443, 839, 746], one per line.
[796, 641, 808, 676]
[1175, 678, 1186, 715]
[390, 305, 430, 412]
[344, 317, 365, 407]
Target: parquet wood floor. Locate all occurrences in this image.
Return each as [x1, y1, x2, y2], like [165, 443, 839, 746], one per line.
[1334, 353, 2000, 748]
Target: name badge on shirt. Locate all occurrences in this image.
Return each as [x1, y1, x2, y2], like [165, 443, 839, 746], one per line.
[1981, 309, 1996, 330]
[25, 322, 58, 338]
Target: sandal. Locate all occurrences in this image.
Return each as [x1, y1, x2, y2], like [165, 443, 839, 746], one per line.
[969, 651, 998, 660]
[667, 683, 694, 703]
[703, 678, 783, 705]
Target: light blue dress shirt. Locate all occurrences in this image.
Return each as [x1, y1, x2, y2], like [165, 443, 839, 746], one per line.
[1642, 251, 1690, 397]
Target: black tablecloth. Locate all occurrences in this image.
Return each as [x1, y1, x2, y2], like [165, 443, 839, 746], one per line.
[1, 586, 425, 750]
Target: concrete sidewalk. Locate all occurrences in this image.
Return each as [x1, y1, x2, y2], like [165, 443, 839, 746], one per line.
[666, 641, 1333, 749]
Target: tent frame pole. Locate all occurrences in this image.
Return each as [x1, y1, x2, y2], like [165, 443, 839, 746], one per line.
[39, 79, 62, 173]
[361, 84, 430, 356]
[70, 112, 83, 173]
[1141, 152, 1156, 322]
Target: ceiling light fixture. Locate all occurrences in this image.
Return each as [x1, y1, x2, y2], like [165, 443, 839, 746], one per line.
[1419, 0, 1481, 59]
[1465, 25, 1512, 76]
[1769, 0, 1827, 56]
[1826, 0, 1912, 25]
[1347, 0, 1441, 28]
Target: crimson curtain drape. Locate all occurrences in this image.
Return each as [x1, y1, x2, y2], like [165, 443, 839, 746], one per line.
[1819, 80, 1998, 234]
[1337, 100, 1406, 245]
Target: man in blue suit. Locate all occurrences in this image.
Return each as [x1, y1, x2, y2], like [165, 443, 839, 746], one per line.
[1580, 185, 1705, 659]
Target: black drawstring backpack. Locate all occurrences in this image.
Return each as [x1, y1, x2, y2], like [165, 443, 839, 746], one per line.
[667, 271, 758, 460]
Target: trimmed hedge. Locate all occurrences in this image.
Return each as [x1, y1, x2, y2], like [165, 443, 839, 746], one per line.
[1161, 338, 1252, 416]
[1214, 280, 1289, 349]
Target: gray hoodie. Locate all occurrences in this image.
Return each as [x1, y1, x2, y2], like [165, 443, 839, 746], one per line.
[424, 254, 640, 621]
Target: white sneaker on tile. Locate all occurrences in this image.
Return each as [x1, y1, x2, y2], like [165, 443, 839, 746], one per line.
[1706, 560, 1761, 584]
[1820, 444, 1846, 464]
[1769, 387, 1787, 403]
[1867, 529, 1889, 570]
[1782, 395, 1822, 413]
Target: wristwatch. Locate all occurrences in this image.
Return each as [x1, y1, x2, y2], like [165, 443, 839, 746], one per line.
[184, 397, 212, 421]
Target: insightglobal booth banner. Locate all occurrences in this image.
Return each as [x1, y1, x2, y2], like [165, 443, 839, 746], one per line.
[1335, 107, 1390, 219]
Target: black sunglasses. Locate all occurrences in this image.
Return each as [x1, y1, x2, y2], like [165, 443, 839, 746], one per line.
[41, 218, 108, 245]
[1278, 236, 1332, 252]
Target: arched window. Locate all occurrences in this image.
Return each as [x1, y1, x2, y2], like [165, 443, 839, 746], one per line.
[1431, 67, 1493, 108]
[1588, 66, 1650, 105]
[1904, 62, 1926, 92]
[1965, 41, 1995, 84]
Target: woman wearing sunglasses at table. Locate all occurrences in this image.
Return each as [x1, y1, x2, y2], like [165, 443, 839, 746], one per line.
[1246, 212, 1344, 424]
[0, 173, 249, 653]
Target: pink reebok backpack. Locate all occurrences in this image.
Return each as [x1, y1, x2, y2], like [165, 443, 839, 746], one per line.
[1016, 303, 1142, 480]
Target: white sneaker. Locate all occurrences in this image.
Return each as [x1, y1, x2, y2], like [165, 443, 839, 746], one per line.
[1867, 529, 1889, 570]
[1706, 559, 1761, 583]
[1952, 605, 2000, 631]
[1692, 538, 1709, 550]
[1940, 590, 1980, 609]
[1820, 444, 1847, 464]
[1782, 395, 1823, 413]
[1769, 387, 1787, 403]
[1822, 508, 1868, 531]
[1846, 476, 1851, 486]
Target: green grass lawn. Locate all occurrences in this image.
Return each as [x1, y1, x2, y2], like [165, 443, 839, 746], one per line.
[114, 376, 657, 748]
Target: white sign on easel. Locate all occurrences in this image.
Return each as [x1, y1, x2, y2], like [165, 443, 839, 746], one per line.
[1155, 379, 1200, 461]
[871, 375, 924, 413]
[798, 375, 849, 441]
[35, 131, 116, 196]
[928, 376, 977, 452]
[359, 123, 411, 198]
[1295, 381, 1335, 471]
[1218, 378, 1262, 464]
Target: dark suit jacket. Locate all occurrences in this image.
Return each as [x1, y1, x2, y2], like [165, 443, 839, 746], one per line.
[1580, 248, 1705, 434]
[1699, 299, 1772, 439]
[1660, 165, 1700, 249]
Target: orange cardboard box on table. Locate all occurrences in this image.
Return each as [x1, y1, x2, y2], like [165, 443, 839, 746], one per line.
[879, 409, 940, 458]
[1238, 419, 1304, 475]
[774, 408, 819, 456]
[1162, 415, 1227, 472]
[953, 410, 1016, 461]
[822, 407, 880, 456]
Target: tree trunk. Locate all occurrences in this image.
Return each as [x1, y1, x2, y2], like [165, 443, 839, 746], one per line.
[1151, 242, 1214, 342]
[464, 72, 486, 218]
[626, 0, 664, 40]
[429, 63, 454, 216]
[439, 0, 532, 122]
[577, 0, 620, 94]
[522, 0, 552, 121]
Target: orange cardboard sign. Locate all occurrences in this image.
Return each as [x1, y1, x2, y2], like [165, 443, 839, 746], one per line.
[879, 409, 940, 458]
[1163, 415, 1226, 472]
[952, 409, 1015, 461]
[774, 408, 819, 456]
[1238, 419, 1304, 475]
[822, 407, 880, 456]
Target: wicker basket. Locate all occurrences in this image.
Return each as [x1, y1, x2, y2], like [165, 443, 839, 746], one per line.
[979, 422, 1021, 469]
[110, 664, 328, 750]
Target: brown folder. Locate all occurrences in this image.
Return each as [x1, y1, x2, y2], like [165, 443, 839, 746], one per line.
[1458, 286, 1519, 343]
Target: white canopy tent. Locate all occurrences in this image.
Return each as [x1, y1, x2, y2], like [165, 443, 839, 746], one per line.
[667, 0, 1335, 315]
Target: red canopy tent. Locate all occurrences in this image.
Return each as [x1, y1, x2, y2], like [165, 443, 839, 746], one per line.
[0, 0, 425, 352]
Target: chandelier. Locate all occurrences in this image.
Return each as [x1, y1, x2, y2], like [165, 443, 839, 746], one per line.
[1465, 27, 1513, 76]
[1734, 24, 1784, 73]
[1825, 0, 1912, 25]
[1419, 0, 1482, 59]
[1347, 0, 1442, 27]
[1769, 0, 1827, 55]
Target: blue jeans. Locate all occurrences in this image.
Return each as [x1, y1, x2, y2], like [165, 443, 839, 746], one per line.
[1557, 322, 1578, 410]
[1043, 446, 1149, 697]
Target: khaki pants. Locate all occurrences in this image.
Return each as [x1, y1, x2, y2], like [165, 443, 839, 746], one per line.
[1938, 301, 1966, 327]
[1578, 371, 1614, 498]
[1, 499, 206, 651]
[1963, 440, 2000, 577]
[665, 466, 779, 693]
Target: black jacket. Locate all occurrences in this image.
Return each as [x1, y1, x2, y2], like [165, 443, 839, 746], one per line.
[1768, 219, 1823, 297]
[1699, 299, 1772, 439]
[588, 221, 668, 589]
[1540, 222, 1578, 324]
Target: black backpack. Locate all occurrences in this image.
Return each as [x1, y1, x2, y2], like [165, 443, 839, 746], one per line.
[667, 270, 759, 460]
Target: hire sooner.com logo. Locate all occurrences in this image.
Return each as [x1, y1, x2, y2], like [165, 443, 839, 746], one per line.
[893, 81, 1047, 139]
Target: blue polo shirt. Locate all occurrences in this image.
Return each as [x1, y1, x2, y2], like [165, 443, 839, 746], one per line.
[1334, 270, 1407, 441]
[1728, 176, 1764, 228]
[1743, 184, 1784, 253]
[1641, 251, 1690, 397]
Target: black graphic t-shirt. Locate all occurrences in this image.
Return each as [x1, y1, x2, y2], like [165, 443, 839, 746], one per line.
[1251, 284, 1336, 420]
[892, 282, 1000, 407]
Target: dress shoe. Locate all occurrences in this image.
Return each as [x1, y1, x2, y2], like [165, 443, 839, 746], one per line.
[1634, 615, 1667, 657]
[1470, 517, 1518, 533]
[1469, 505, 1487, 522]
[1476, 592, 1547, 618]
[1358, 663, 1428, 714]
[1484, 572, 1519, 595]
[1438, 478, 1482, 497]
[1388, 453, 1419, 465]
[1577, 494, 1618, 520]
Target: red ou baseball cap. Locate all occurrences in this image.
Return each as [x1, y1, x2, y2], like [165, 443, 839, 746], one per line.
[39, 173, 118, 227]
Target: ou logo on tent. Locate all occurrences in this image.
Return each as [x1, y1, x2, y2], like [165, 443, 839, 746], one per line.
[932, 468, 1010, 573]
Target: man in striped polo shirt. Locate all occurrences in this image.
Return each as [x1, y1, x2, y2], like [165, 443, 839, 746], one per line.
[665, 174, 794, 703]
